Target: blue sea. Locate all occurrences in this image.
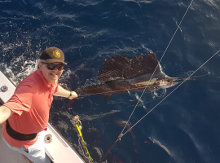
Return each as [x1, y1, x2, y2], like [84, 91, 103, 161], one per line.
[1, 0, 220, 162]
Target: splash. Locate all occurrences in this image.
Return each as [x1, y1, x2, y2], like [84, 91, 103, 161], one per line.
[0, 58, 38, 85]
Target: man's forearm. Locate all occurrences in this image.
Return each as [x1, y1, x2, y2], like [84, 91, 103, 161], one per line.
[54, 85, 78, 99]
[0, 106, 13, 124]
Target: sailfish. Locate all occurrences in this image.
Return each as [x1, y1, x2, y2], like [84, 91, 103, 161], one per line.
[69, 53, 205, 105]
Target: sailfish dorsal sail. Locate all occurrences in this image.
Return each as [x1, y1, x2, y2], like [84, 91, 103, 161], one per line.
[98, 53, 161, 83]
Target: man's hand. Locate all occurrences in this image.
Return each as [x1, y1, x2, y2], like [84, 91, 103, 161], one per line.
[69, 91, 78, 100]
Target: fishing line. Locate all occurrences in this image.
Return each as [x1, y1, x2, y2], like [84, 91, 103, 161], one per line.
[122, 49, 220, 136]
[120, 0, 194, 135]
[158, 0, 194, 66]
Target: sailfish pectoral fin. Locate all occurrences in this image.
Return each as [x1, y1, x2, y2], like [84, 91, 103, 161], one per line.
[68, 99, 75, 106]
[105, 94, 112, 102]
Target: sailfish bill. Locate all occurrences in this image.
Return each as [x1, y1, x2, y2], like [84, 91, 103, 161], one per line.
[68, 53, 207, 105]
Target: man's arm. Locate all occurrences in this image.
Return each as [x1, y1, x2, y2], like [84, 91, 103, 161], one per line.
[54, 85, 78, 100]
[0, 106, 13, 124]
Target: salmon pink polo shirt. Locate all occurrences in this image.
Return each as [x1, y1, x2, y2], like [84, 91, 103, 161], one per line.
[2, 69, 58, 148]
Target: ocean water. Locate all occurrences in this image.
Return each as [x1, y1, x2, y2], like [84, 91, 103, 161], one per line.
[1, 0, 220, 162]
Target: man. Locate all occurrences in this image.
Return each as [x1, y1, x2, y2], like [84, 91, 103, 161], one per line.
[0, 47, 78, 163]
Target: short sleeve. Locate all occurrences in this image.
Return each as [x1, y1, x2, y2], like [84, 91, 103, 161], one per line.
[3, 85, 33, 116]
[52, 80, 59, 95]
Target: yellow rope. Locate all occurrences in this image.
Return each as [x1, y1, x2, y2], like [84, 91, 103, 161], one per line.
[75, 123, 93, 163]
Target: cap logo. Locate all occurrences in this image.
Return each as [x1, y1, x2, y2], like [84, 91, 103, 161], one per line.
[53, 50, 61, 58]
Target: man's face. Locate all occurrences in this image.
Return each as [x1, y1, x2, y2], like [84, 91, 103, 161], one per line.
[39, 62, 64, 84]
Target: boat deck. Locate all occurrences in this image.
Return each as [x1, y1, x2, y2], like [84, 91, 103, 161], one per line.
[0, 122, 85, 163]
[0, 123, 28, 163]
[0, 121, 85, 163]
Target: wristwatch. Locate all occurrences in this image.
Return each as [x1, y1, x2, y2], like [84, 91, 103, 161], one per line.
[68, 91, 72, 98]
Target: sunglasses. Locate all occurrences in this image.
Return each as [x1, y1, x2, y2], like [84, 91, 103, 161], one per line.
[41, 62, 65, 71]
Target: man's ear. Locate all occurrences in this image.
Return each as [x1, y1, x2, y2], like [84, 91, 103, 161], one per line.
[38, 62, 42, 69]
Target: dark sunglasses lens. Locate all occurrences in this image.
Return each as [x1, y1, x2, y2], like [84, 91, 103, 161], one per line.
[56, 65, 64, 71]
[47, 64, 56, 70]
